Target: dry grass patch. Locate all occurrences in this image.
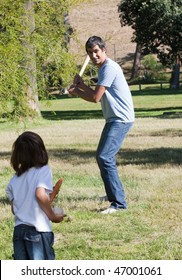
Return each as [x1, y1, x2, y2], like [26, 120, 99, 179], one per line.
[0, 117, 181, 259]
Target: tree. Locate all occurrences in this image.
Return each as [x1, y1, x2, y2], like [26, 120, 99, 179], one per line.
[130, 43, 142, 80]
[0, 0, 76, 120]
[118, 0, 182, 87]
[22, 0, 39, 115]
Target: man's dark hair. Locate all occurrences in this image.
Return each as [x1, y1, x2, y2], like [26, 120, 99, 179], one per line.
[11, 131, 48, 176]
[85, 36, 106, 52]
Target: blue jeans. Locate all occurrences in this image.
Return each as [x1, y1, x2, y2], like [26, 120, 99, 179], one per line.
[96, 121, 133, 209]
[13, 224, 55, 260]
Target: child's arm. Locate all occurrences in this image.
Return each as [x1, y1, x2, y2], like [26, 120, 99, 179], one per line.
[36, 187, 65, 223]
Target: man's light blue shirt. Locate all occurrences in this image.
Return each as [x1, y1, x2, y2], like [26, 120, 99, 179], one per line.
[97, 58, 135, 123]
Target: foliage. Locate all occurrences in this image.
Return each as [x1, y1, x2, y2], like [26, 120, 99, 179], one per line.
[0, 1, 31, 119]
[141, 55, 167, 83]
[0, 0, 78, 120]
[33, 0, 77, 89]
[118, 0, 182, 67]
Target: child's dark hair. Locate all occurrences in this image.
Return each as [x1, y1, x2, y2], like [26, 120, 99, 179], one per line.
[11, 131, 48, 176]
[85, 36, 106, 52]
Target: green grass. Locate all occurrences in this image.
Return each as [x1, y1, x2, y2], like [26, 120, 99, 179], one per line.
[39, 88, 182, 120]
[0, 89, 182, 260]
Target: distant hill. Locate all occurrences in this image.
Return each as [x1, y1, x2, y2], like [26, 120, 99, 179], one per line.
[69, 0, 136, 71]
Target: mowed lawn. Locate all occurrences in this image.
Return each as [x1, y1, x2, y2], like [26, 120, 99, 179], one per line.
[0, 90, 181, 260]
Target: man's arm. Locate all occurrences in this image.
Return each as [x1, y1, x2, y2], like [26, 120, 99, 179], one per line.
[69, 83, 106, 103]
[68, 74, 106, 103]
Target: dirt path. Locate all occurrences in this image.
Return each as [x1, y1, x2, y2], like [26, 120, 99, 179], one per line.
[69, 0, 136, 68]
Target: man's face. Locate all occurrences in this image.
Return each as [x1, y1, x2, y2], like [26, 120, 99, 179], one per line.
[87, 45, 107, 67]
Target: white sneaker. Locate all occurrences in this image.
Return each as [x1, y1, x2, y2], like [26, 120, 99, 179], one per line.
[100, 207, 119, 214]
[99, 195, 108, 202]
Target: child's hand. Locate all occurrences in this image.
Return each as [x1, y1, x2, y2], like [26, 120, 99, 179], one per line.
[52, 213, 67, 223]
[36, 187, 67, 223]
[52, 206, 66, 223]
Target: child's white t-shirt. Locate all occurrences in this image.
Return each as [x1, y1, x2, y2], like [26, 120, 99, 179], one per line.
[6, 165, 53, 232]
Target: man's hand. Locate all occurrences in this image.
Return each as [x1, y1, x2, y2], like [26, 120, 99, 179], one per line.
[68, 74, 85, 96]
[68, 84, 77, 96]
[73, 73, 83, 85]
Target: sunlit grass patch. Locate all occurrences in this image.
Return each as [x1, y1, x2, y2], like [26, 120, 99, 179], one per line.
[0, 92, 181, 259]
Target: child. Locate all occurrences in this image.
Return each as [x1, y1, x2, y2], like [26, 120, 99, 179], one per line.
[6, 131, 65, 260]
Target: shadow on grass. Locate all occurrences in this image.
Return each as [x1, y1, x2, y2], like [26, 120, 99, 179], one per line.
[135, 107, 182, 118]
[41, 110, 103, 120]
[1, 144, 181, 167]
[118, 148, 182, 165]
[1, 148, 181, 205]
[49, 147, 182, 166]
[131, 89, 182, 96]
[0, 151, 10, 157]
[134, 106, 182, 113]
[41, 108, 182, 121]
[0, 196, 10, 205]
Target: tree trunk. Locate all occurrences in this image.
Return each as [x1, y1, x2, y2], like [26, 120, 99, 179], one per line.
[130, 43, 142, 80]
[170, 55, 180, 89]
[22, 0, 40, 115]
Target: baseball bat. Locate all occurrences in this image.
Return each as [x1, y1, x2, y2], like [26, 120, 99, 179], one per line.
[64, 55, 90, 95]
[50, 177, 72, 222]
[78, 54, 90, 77]
[50, 177, 63, 204]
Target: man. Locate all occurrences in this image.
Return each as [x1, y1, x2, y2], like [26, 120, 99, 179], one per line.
[68, 36, 135, 214]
